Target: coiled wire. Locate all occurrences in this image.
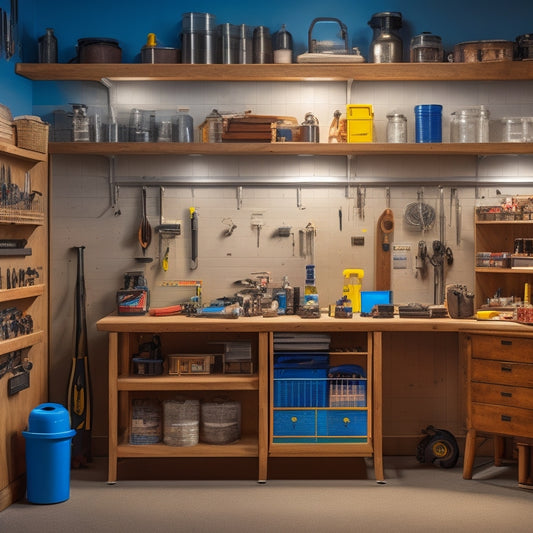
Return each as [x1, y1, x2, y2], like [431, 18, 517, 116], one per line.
[404, 201, 436, 231]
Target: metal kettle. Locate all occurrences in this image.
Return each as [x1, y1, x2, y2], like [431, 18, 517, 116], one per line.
[368, 12, 403, 63]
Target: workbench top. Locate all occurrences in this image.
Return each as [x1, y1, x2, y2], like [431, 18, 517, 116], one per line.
[96, 313, 533, 336]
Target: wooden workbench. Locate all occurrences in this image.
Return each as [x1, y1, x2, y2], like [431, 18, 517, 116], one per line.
[97, 314, 533, 483]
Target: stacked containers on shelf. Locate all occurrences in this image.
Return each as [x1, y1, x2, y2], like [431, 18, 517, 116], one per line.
[414, 104, 442, 143]
[181, 12, 217, 64]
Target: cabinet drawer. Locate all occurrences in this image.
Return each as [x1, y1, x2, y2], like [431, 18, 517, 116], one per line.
[470, 334, 533, 363]
[316, 409, 367, 437]
[471, 403, 533, 438]
[273, 410, 316, 436]
[471, 358, 533, 388]
[471, 382, 533, 410]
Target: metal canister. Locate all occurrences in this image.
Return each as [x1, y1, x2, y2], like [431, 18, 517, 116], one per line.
[300, 112, 320, 143]
[38, 28, 58, 63]
[368, 12, 403, 63]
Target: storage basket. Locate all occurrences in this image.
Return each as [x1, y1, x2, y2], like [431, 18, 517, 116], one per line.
[163, 399, 200, 446]
[14, 116, 49, 154]
[130, 399, 161, 444]
[200, 398, 241, 444]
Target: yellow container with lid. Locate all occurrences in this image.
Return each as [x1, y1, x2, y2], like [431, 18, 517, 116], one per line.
[346, 104, 374, 143]
[342, 269, 364, 312]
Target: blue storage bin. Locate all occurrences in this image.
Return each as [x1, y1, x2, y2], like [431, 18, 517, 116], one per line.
[274, 352, 329, 368]
[274, 368, 328, 407]
[273, 410, 316, 436]
[317, 409, 368, 437]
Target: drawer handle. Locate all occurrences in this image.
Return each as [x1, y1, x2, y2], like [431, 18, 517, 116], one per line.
[291, 416, 298, 424]
[501, 340, 512, 346]
[501, 415, 512, 422]
[501, 366, 512, 373]
[501, 391, 513, 398]
[343, 417, 351, 426]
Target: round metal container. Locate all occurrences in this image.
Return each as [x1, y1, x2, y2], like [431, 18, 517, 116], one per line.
[77, 37, 122, 63]
[453, 40, 514, 63]
[141, 46, 179, 63]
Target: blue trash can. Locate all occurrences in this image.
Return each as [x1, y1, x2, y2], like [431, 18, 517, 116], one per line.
[22, 403, 76, 504]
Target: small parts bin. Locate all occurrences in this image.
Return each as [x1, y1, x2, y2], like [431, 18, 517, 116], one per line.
[346, 104, 374, 143]
[22, 403, 76, 504]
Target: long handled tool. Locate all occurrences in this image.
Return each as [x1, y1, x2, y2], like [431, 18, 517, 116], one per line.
[67, 245, 92, 468]
[375, 208, 394, 291]
[190, 207, 198, 270]
[138, 186, 152, 255]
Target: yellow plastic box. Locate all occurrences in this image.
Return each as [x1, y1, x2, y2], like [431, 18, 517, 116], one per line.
[346, 104, 374, 143]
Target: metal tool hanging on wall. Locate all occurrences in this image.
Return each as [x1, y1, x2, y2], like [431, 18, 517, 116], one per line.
[190, 206, 198, 270]
[155, 187, 181, 271]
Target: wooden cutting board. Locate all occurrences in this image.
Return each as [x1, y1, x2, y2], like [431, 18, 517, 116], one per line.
[375, 209, 394, 291]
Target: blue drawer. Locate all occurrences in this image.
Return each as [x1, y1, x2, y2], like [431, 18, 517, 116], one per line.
[316, 409, 368, 437]
[273, 410, 316, 436]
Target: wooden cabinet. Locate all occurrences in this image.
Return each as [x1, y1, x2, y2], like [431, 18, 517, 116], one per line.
[463, 332, 533, 480]
[103, 325, 269, 484]
[474, 218, 533, 309]
[0, 142, 48, 511]
[97, 316, 384, 484]
[270, 330, 383, 483]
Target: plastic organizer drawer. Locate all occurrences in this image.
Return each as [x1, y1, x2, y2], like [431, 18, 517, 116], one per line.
[317, 409, 368, 437]
[273, 410, 316, 436]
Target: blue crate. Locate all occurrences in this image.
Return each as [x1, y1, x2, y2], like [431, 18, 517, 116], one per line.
[274, 352, 329, 368]
[317, 409, 368, 437]
[274, 369, 328, 407]
[273, 410, 316, 436]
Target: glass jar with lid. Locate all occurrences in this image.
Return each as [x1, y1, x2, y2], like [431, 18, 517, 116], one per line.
[410, 32, 443, 63]
[386, 113, 407, 142]
[450, 106, 490, 142]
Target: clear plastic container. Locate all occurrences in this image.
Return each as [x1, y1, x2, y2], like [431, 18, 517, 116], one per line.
[205, 108, 223, 143]
[172, 108, 194, 142]
[501, 117, 525, 142]
[450, 106, 490, 142]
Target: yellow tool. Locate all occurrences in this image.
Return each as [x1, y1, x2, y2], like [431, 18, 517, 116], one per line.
[342, 269, 364, 313]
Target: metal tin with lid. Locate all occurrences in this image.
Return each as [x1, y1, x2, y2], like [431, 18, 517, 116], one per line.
[410, 32, 443, 63]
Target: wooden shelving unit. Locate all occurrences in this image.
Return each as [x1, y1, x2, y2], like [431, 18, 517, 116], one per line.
[0, 141, 48, 511]
[474, 218, 533, 309]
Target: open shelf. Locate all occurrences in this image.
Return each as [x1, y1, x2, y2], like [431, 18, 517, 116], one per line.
[15, 62, 533, 83]
[0, 284, 45, 303]
[48, 141, 533, 157]
[117, 434, 258, 457]
[117, 374, 259, 391]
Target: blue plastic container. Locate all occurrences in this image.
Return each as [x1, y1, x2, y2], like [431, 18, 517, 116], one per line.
[414, 104, 442, 143]
[22, 403, 76, 504]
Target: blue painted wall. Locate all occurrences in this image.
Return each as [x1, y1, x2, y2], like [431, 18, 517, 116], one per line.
[1, 1, 531, 116]
[21, 1, 533, 63]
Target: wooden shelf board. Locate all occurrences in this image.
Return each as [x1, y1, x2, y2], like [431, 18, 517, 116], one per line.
[475, 267, 533, 274]
[0, 331, 44, 356]
[0, 284, 45, 303]
[117, 374, 259, 391]
[269, 441, 373, 457]
[117, 435, 258, 457]
[476, 220, 533, 224]
[0, 141, 47, 163]
[15, 62, 533, 82]
[48, 141, 533, 157]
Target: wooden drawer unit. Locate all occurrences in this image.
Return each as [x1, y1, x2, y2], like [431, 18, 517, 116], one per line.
[463, 333, 533, 480]
[470, 403, 533, 439]
[470, 334, 533, 363]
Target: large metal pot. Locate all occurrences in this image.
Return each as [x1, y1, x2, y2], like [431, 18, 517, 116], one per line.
[77, 37, 122, 63]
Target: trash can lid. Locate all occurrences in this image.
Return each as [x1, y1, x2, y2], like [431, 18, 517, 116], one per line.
[26, 403, 72, 433]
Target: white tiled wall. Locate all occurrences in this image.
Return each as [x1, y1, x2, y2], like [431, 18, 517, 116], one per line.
[43, 79, 533, 433]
